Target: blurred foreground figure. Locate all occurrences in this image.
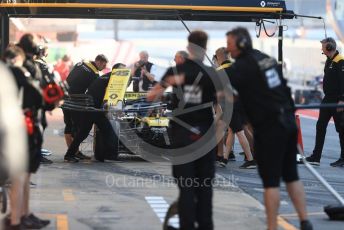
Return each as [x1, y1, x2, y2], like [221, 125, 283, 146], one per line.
[0, 61, 27, 230]
[226, 27, 312, 230]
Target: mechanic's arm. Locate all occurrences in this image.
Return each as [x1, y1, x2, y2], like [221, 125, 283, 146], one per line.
[147, 74, 185, 102]
[337, 61, 344, 112]
[147, 83, 165, 102]
[142, 65, 156, 82]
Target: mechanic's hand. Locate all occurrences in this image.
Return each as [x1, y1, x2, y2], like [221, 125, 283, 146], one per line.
[337, 101, 344, 112]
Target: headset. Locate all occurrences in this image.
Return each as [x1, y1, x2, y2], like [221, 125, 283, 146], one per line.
[236, 33, 251, 51]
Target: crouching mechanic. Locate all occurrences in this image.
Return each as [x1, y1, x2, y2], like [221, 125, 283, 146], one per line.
[64, 63, 125, 162]
[225, 27, 312, 230]
[148, 30, 220, 230]
[63, 54, 108, 162]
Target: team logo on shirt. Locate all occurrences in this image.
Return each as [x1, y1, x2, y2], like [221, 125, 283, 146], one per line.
[265, 68, 281, 88]
[183, 85, 202, 104]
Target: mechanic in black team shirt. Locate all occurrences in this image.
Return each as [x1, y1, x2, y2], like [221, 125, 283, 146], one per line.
[148, 30, 219, 230]
[306, 37, 344, 167]
[226, 27, 312, 230]
[63, 54, 108, 163]
[64, 63, 125, 162]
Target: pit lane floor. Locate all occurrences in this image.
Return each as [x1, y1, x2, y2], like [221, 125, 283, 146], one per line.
[25, 109, 344, 229]
[27, 109, 265, 230]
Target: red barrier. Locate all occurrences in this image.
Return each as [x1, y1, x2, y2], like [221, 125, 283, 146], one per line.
[295, 114, 304, 153]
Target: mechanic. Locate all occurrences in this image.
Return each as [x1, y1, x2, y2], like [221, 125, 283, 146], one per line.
[132, 51, 156, 92]
[35, 45, 62, 164]
[225, 27, 312, 230]
[306, 37, 344, 167]
[147, 30, 219, 230]
[214, 47, 256, 169]
[63, 54, 108, 163]
[174, 50, 189, 65]
[64, 63, 125, 162]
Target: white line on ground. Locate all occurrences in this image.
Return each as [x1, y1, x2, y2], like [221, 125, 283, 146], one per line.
[145, 196, 179, 229]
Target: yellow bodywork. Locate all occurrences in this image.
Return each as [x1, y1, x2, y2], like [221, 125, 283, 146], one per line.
[142, 117, 170, 127]
[103, 68, 131, 106]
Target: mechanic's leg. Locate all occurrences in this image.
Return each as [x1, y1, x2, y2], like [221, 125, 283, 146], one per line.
[64, 133, 73, 148]
[286, 181, 308, 221]
[195, 151, 215, 230]
[223, 128, 234, 160]
[216, 120, 226, 157]
[312, 107, 332, 159]
[22, 173, 30, 217]
[9, 175, 25, 225]
[333, 113, 344, 159]
[243, 124, 254, 153]
[236, 130, 253, 161]
[340, 130, 344, 159]
[264, 187, 280, 230]
[173, 163, 196, 230]
[65, 115, 93, 157]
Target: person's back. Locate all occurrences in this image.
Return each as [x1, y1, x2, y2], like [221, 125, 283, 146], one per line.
[167, 59, 217, 127]
[230, 49, 294, 127]
[67, 61, 99, 94]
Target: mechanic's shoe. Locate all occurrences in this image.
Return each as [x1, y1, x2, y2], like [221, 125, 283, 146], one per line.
[305, 155, 320, 166]
[21, 215, 44, 229]
[41, 148, 52, 156]
[219, 158, 228, 167]
[95, 156, 105, 162]
[40, 156, 53, 164]
[239, 160, 257, 169]
[4, 224, 23, 230]
[28, 213, 50, 227]
[64, 155, 79, 163]
[30, 181, 37, 188]
[228, 151, 236, 161]
[300, 220, 313, 230]
[216, 155, 224, 164]
[330, 158, 344, 167]
[75, 152, 91, 160]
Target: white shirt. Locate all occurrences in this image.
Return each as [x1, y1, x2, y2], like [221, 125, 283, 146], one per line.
[0, 63, 27, 177]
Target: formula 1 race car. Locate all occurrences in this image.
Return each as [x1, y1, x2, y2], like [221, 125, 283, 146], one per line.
[62, 68, 172, 159]
[94, 94, 171, 158]
[93, 69, 171, 157]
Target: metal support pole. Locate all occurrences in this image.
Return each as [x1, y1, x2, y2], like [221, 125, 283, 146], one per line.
[0, 11, 9, 57]
[278, 23, 283, 73]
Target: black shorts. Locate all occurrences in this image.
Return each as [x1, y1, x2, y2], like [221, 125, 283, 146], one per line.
[229, 107, 243, 133]
[254, 114, 299, 188]
[63, 109, 73, 134]
[28, 129, 42, 173]
[236, 100, 248, 125]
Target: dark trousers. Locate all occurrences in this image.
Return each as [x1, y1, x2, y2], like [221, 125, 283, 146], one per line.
[313, 97, 344, 159]
[173, 151, 215, 230]
[65, 112, 118, 159]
